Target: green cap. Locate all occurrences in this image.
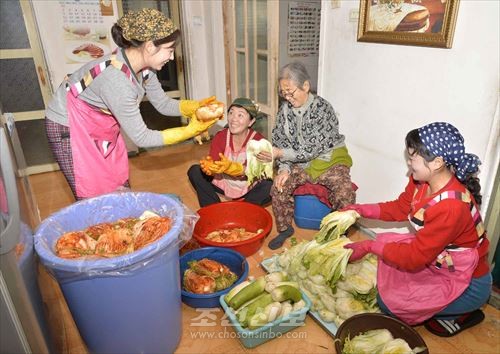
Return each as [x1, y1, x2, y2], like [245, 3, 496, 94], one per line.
[229, 98, 260, 119]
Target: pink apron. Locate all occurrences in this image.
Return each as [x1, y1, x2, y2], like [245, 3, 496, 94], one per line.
[377, 189, 485, 325]
[212, 130, 256, 199]
[66, 54, 148, 198]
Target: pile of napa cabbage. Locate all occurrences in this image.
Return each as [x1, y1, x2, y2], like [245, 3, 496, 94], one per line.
[273, 210, 380, 327]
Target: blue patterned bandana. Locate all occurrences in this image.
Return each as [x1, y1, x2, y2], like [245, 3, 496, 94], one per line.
[418, 122, 481, 181]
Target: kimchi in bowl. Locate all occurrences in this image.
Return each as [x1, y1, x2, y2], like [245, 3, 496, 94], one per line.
[180, 247, 249, 308]
[192, 201, 273, 257]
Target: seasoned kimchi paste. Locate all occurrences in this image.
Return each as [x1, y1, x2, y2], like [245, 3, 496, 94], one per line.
[55, 214, 172, 259]
[205, 228, 262, 243]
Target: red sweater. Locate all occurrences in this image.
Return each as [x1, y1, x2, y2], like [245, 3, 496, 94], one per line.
[208, 128, 265, 162]
[378, 176, 490, 278]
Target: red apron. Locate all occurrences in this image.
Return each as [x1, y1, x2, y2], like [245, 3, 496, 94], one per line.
[377, 189, 484, 325]
[66, 54, 149, 198]
[212, 130, 256, 198]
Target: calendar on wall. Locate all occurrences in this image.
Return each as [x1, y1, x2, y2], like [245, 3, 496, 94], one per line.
[32, 0, 119, 91]
[287, 1, 321, 57]
[59, 0, 116, 64]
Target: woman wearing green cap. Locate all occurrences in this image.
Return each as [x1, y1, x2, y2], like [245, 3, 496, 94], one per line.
[45, 8, 217, 200]
[187, 98, 272, 207]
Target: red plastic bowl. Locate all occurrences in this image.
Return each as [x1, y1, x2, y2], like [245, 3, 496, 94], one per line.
[193, 201, 273, 257]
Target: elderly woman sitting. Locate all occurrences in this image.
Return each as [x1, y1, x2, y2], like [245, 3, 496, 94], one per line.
[258, 62, 356, 249]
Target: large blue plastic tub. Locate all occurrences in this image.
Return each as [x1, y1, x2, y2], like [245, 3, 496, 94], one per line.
[294, 195, 331, 230]
[34, 192, 188, 354]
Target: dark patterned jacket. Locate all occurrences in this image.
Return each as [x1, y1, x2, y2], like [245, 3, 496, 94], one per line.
[272, 94, 345, 174]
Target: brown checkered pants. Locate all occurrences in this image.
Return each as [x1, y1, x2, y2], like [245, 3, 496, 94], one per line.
[271, 164, 356, 231]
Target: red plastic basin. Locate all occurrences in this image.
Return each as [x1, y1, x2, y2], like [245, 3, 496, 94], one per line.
[193, 201, 273, 257]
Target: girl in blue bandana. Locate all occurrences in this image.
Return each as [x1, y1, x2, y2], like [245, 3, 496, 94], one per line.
[342, 122, 491, 337]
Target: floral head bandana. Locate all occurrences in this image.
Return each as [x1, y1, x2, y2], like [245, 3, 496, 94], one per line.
[117, 8, 177, 42]
[418, 122, 481, 181]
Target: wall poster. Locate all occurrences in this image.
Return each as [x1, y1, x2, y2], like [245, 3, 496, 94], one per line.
[287, 1, 321, 57]
[32, 0, 119, 91]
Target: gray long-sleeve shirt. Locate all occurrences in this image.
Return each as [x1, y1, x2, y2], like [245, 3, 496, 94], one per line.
[46, 49, 181, 147]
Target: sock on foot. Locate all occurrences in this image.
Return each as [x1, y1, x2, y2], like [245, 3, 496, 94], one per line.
[268, 226, 294, 250]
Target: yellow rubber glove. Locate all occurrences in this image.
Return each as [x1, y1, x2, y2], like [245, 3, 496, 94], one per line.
[208, 153, 244, 177]
[179, 100, 199, 118]
[200, 156, 216, 176]
[161, 114, 217, 145]
[179, 96, 217, 117]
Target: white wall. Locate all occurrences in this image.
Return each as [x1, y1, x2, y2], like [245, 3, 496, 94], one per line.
[318, 0, 500, 218]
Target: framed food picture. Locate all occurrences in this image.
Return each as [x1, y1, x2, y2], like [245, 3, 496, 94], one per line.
[357, 0, 460, 48]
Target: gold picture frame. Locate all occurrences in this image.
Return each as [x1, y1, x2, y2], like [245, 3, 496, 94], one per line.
[357, 0, 460, 48]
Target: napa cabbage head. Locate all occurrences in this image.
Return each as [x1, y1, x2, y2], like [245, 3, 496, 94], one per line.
[245, 139, 273, 185]
[335, 297, 366, 320]
[342, 329, 393, 354]
[381, 338, 427, 354]
[315, 210, 360, 243]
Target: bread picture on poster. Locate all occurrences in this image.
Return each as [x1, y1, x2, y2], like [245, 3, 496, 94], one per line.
[367, 0, 444, 33]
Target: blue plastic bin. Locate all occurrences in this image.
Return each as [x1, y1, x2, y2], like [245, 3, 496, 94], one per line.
[34, 192, 190, 354]
[180, 247, 249, 308]
[18, 223, 54, 352]
[220, 291, 311, 348]
[294, 195, 331, 230]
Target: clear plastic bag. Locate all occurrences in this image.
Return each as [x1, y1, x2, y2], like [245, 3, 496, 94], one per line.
[34, 192, 198, 282]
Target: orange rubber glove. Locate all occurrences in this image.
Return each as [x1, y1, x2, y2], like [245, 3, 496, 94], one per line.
[199, 96, 217, 107]
[200, 156, 217, 176]
[208, 153, 244, 177]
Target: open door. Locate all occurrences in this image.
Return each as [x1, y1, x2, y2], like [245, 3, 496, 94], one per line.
[0, 1, 55, 175]
[222, 0, 279, 138]
[118, 0, 187, 134]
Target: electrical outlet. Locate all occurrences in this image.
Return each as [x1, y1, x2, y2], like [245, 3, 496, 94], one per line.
[349, 8, 359, 22]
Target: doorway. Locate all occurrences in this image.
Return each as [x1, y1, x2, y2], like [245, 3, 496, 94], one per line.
[222, 0, 279, 138]
[222, 0, 320, 138]
[119, 0, 187, 142]
[0, 0, 188, 175]
[0, 1, 55, 175]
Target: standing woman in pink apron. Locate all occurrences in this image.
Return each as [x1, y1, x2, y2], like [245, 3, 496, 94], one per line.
[343, 122, 491, 337]
[187, 98, 272, 207]
[45, 8, 217, 200]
